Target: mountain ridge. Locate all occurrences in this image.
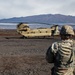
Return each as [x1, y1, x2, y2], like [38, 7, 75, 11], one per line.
[0, 14, 75, 24]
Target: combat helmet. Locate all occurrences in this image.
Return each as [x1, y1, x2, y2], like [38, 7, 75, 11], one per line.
[60, 25, 74, 35]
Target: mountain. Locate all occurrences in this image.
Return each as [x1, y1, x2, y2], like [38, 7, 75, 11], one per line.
[0, 14, 75, 24]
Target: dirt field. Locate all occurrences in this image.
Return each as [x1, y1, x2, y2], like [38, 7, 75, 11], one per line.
[0, 29, 63, 75]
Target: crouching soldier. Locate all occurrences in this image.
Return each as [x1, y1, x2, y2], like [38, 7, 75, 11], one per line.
[46, 25, 75, 75]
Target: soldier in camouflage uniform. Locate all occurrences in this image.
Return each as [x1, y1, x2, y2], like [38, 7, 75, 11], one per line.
[46, 25, 75, 75]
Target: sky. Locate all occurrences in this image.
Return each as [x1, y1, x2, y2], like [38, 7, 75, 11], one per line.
[0, 0, 75, 19]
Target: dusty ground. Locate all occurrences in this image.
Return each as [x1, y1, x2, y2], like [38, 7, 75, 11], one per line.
[0, 29, 66, 75]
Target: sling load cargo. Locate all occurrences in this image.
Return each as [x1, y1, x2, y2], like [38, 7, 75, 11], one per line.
[17, 23, 59, 38]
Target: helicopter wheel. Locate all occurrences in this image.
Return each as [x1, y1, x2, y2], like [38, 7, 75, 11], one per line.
[21, 36, 27, 39]
[43, 36, 45, 39]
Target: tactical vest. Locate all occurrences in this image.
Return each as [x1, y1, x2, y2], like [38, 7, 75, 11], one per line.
[54, 41, 74, 68]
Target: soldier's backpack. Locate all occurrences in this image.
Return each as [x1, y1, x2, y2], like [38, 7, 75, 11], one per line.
[55, 42, 74, 68]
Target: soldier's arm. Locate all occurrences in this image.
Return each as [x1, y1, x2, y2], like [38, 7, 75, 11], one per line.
[46, 42, 58, 63]
[46, 46, 54, 63]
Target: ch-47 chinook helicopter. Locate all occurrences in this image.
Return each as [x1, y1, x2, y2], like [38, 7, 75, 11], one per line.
[17, 22, 60, 38]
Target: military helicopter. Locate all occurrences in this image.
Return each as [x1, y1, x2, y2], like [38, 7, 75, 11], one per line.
[17, 22, 60, 38]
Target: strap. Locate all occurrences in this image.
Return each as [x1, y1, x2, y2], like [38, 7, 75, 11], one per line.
[66, 44, 75, 68]
[72, 46, 75, 67]
[66, 47, 73, 65]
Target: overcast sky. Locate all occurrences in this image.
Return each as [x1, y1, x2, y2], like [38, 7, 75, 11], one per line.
[0, 0, 75, 19]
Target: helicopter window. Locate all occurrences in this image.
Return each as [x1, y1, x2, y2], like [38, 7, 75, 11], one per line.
[27, 32, 29, 34]
[31, 32, 33, 33]
[38, 30, 41, 33]
[24, 29, 27, 31]
[46, 31, 47, 33]
[23, 26, 29, 28]
[39, 31, 41, 33]
[31, 32, 35, 33]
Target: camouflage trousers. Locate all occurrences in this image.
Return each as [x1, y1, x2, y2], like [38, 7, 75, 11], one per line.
[51, 67, 74, 75]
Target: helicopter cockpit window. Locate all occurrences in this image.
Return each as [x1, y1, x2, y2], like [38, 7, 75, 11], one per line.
[23, 26, 29, 28]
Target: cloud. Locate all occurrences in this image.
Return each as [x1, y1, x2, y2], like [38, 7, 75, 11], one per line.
[57, 0, 75, 15]
[0, 0, 75, 19]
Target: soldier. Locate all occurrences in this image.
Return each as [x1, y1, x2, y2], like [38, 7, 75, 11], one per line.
[46, 25, 75, 75]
